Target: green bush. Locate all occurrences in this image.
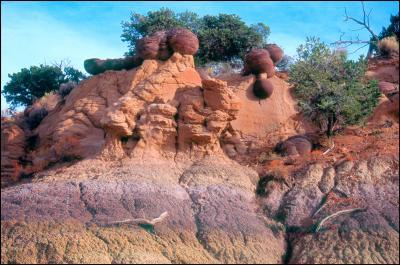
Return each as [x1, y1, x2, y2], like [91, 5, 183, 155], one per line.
[2, 63, 86, 110]
[289, 37, 381, 137]
[121, 8, 270, 65]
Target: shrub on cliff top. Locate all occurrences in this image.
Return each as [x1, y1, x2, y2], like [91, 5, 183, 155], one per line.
[289, 37, 380, 137]
[378, 36, 399, 57]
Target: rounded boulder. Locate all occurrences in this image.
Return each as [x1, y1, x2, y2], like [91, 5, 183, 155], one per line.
[253, 78, 274, 99]
[167, 28, 199, 55]
[243, 49, 275, 77]
[265, 44, 284, 64]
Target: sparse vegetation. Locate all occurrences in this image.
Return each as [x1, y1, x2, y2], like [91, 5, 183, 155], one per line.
[289, 37, 381, 137]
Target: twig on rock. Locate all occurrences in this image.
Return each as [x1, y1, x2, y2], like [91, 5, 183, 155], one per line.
[108, 211, 169, 226]
[314, 208, 366, 232]
[323, 141, 335, 155]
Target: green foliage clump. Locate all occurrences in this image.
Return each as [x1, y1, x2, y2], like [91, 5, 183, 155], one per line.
[121, 8, 270, 65]
[289, 37, 381, 137]
[2, 63, 87, 110]
[379, 13, 399, 41]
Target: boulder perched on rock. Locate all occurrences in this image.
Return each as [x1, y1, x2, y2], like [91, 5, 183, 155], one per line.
[243, 49, 275, 77]
[253, 77, 274, 99]
[167, 28, 199, 55]
[84, 56, 143, 75]
[265, 44, 284, 64]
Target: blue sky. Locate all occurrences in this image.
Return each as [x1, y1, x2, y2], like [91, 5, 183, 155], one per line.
[1, 1, 399, 110]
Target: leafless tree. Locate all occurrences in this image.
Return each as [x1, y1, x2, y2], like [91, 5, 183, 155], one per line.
[331, 1, 379, 58]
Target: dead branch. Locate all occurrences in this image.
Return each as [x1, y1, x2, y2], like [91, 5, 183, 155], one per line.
[107, 211, 168, 226]
[343, 2, 378, 40]
[315, 208, 366, 232]
[332, 1, 379, 56]
[322, 141, 335, 155]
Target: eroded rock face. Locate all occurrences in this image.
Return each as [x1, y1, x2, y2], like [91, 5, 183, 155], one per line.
[368, 56, 399, 123]
[1, 53, 243, 180]
[1, 119, 26, 187]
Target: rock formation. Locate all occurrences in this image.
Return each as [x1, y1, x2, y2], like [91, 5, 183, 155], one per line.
[275, 134, 316, 156]
[1, 32, 399, 264]
[367, 55, 399, 123]
[243, 48, 275, 77]
[84, 56, 144, 75]
[242, 45, 284, 100]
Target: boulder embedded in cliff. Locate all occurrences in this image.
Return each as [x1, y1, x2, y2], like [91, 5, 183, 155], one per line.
[253, 77, 274, 99]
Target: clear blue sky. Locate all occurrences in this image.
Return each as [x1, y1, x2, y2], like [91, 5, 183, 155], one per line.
[1, 1, 399, 110]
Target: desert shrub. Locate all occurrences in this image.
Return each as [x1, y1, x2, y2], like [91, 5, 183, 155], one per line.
[121, 8, 269, 65]
[58, 81, 77, 98]
[378, 36, 399, 57]
[289, 37, 381, 137]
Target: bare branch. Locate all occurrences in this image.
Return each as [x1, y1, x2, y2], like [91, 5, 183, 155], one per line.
[323, 141, 335, 155]
[348, 43, 370, 54]
[342, 1, 378, 40]
[351, 27, 366, 32]
[314, 208, 366, 232]
[331, 40, 370, 46]
[361, 1, 366, 25]
[339, 31, 346, 41]
[367, 8, 372, 27]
